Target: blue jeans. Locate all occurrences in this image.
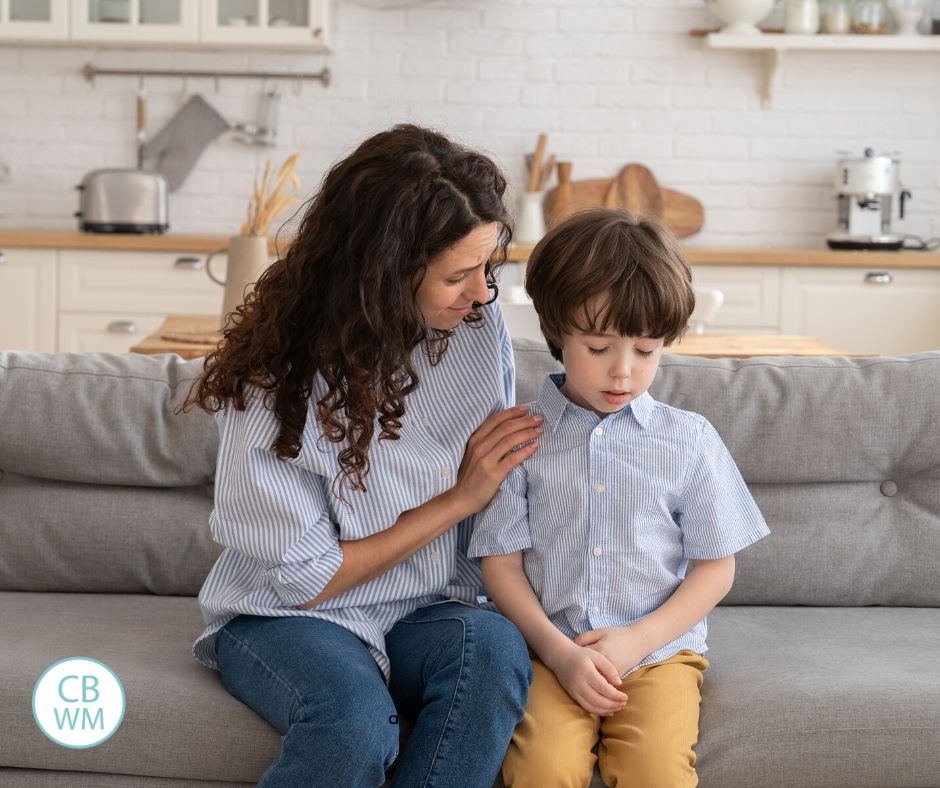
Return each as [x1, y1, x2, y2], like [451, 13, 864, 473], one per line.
[216, 603, 532, 788]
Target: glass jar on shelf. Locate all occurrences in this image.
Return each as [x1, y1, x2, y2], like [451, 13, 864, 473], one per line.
[785, 0, 821, 31]
[820, 0, 853, 31]
[853, 0, 890, 32]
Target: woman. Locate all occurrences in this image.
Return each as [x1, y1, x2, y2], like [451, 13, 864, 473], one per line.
[184, 124, 541, 787]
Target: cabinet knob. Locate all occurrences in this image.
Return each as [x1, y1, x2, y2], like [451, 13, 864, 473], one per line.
[865, 272, 893, 285]
[174, 257, 203, 270]
[107, 321, 138, 334]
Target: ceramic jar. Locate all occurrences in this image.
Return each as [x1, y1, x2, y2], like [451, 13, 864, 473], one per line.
[785, 0, 821, 32]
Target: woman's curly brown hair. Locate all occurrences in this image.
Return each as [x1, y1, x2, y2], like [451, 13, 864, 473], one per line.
[180, 124, 512, 497]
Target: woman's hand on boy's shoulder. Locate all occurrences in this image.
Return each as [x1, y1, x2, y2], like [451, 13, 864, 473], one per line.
[450, 405, 542, 515]
[544, 641, 627, 717]
[575, 627, 649, 679]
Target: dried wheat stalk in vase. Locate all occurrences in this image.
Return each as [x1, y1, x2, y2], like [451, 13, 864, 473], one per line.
[240, 153, 302, 236]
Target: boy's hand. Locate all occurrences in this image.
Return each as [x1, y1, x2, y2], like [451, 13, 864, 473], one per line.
[546, 642, 628, 717]
[575, 626, 650, 677]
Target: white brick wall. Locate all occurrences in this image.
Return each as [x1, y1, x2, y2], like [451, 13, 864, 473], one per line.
[1, 0, 939, 247]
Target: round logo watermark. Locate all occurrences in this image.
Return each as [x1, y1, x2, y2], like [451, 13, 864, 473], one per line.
[32, 657, 125, 748]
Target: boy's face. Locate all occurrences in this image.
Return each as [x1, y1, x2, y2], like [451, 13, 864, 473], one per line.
[558, 329, 664, 419]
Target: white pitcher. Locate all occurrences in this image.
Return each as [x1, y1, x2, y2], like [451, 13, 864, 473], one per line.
[206, 235, 271, 329]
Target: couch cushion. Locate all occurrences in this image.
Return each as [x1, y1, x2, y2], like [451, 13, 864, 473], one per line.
[0, 352, 216, 487]
[0, 474, 219, 594]
[698, 606, 940, 787]
[4, 594, 938, 787]
[0, 593, 280, 783]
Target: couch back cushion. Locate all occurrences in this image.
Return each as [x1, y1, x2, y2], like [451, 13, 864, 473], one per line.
[2, 345, 939, 605]
[0, 351, 218, 594]
[515, 340, 940, 607]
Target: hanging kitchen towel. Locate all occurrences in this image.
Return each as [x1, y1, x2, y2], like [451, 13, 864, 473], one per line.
[141, 94, 230, 191]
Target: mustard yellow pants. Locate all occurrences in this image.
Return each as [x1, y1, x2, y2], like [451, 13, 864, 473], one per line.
[502, 650, 708, 788]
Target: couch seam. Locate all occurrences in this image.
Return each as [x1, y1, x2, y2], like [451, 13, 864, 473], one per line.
[0, 362, 200, 390]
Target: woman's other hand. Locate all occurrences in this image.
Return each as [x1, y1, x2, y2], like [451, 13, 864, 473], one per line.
[451, 405, 541, 514]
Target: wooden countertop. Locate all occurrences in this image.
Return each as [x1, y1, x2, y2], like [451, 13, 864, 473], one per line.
[0, 230, 284, 254]
[3, 230, 940, 268]
[131, 315, 848, 360]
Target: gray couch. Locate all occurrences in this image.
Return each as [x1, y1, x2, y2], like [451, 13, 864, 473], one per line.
[2, 341, 939, 788]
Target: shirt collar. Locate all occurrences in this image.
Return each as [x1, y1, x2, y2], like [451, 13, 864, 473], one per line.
[535, 373, 655, 433]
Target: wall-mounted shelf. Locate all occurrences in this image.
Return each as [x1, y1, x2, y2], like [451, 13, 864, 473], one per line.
[701, 32, 940, 107]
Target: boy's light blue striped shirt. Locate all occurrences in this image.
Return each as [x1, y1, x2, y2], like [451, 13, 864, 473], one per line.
[193, 304, 514, 680]
[469, 372, 770, 676]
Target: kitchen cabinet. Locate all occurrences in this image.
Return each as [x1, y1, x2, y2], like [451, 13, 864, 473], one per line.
[780, 266, 940, 355]
[0, 0, 328, 47]
[57, 312, 167, 353]
[58, 249, 226, 353]
[0, 0, 68, 39]
[0, 248, 57, 352]
[70, 0, 199, 43]
[200, 0, 328, 47]
[691, 265, 780, 333]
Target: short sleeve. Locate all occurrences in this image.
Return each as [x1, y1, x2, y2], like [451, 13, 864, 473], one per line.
[675, 419, 770, 560]
[468, 463, 531, 557]
[210, 391, 344, 607]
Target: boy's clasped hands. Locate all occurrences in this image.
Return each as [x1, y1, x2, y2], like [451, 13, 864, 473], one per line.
[544, 625, 650, 716]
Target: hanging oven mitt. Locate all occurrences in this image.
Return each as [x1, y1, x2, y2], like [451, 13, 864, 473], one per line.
[141, 94, 230, 191]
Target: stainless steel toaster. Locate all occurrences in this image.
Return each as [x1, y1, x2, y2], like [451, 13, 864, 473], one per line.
[75, 169, 169, 233]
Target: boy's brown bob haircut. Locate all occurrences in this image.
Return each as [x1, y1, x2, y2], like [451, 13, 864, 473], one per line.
[525, 208, 695, 362]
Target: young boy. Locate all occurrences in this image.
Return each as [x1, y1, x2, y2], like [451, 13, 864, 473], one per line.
[469, 209, 770, 788]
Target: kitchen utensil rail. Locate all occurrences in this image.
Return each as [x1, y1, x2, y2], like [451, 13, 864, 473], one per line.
[82, 63, 331, 88]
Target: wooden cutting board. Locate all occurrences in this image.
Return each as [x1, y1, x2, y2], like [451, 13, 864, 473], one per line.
[543, 163, 704, 238]
[604, 164, 664, 216]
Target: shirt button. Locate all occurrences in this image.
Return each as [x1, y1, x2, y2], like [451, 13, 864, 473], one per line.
[431, 552, 441, 563]
[593, 547, 602, 557]
[594, 427, 603, 436]
[591, 605, 600, 614]
[441, 468, 451, 478]
[594, 483, 605, 493]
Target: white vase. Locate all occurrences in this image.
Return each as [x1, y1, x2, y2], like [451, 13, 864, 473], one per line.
[206, 235, 271, 329]
[706, 0, 776, 34]
[515, 191, 546, 245]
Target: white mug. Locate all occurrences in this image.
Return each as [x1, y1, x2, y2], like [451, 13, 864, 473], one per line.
[206, 235, 271, 329]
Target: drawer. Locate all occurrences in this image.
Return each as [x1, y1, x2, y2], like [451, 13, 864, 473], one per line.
[59, 250, 226, 314]
[58, 312, 168, 354]
[691, 265, 781, 329]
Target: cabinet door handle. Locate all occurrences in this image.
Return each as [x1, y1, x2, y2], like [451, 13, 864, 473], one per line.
[174, 256, 204, 270]
[865, 272, 893, 285]
[107, 321, 138, 334]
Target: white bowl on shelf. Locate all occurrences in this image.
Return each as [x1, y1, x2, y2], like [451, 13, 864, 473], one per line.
[705, 0, 776, 34]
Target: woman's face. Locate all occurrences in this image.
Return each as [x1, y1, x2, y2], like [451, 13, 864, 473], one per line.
[416, 222, 499, 331]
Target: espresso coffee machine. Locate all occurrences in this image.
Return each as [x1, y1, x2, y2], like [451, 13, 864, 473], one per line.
[826, 149, 912, 251]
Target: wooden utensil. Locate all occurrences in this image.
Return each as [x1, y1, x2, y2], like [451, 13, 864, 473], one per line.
[527, 133, 548, 193]
[539, 154, 556, 191]
[604, 163, 664, 217]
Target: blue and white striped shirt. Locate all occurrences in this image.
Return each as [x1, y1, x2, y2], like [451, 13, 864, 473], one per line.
[193, 303, 515, 680]
[468, 372, 769, 676]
